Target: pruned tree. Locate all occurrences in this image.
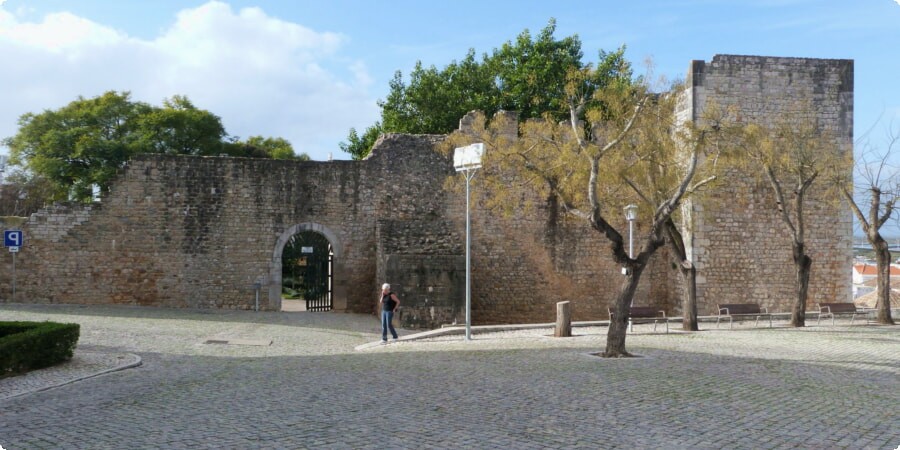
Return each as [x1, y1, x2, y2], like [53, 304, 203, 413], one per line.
[443, 63, 724, 356]
[838, 123, 899, 325]
[584, 86, 720, 354]
[626, 100, 726, 332]
[735, 114, 846, 327]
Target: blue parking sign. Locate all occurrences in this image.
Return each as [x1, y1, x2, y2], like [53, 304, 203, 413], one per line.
[4, 230, 23, 247]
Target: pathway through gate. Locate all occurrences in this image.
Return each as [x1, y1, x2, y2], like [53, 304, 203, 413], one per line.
[277, 225, 337, 312]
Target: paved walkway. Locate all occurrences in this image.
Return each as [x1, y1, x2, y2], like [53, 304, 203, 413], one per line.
[1, 303, 898, 449]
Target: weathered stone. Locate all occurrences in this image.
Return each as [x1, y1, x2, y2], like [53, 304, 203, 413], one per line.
[0, 55, 852, 329]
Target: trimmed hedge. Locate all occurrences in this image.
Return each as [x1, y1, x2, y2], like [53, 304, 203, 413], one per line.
[0, 321, 80, 378]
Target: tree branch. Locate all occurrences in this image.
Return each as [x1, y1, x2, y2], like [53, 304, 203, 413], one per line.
[599, 97, 647, 157]
[766, 165, 798, 239]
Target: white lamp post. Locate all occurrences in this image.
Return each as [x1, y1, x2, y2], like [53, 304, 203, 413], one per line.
[454, 143, 484, 341]
[624, 204, 638, 314]
[624, 204, 638, 259]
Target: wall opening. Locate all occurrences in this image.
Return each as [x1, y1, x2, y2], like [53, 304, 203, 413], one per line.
[281, 231, 333, 312]
[271, 222, 344, 313]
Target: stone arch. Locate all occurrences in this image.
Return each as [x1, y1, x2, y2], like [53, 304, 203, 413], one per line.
[270, 223, 345, 311]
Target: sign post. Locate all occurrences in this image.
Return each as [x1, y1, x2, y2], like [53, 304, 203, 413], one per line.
[453, 143, 484, 341]
[4, 230, 23, 302]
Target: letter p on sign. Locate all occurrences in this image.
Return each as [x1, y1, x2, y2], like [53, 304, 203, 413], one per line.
[4, 230, 23, 247]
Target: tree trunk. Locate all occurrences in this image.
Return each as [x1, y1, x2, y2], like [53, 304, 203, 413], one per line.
[873, 238, 896, 325]
[791, 244, 811, 327]
[663, 219, 699, 331]
[555, 301, 572, 337]
[604, 264, 645, 357]
[680, 264, 699, 331]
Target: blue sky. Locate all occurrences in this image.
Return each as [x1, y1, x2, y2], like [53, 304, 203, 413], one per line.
[0, 0, 898, 164]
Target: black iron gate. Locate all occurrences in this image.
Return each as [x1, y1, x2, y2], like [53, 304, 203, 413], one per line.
[282, 231, 333, 311]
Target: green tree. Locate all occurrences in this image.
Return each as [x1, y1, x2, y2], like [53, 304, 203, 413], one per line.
[380, 50, 499, 135]
[339, 124, 383, 160]
[224, 136, 310, 160]
[5, 91, 152, 201]
[342, 19, 630, 160]
[4, 91, 304, 203]
[135, 95, 226, 156]
[492, 18, 585, 121]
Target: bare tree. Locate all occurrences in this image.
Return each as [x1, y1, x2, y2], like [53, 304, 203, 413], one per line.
[0, 169, 55, 217]
[736, 115, 846, 327]
[839, 124, 899, 325]
[445, 74, 722, 356]
[664, 217, 700, 331]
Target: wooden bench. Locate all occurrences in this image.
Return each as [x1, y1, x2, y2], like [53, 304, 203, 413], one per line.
[608, 306, 668, 333]
[817, 302, 869, 326]
[716, 303, 773, 328]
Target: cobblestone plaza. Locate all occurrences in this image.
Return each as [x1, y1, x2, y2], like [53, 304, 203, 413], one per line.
[1, 304, 898, 449]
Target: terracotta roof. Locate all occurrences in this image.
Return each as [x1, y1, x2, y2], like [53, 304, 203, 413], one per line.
[852, 264, 900, 276]
[854, 289, 900, 309]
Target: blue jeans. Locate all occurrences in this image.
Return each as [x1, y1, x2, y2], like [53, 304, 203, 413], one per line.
[381, 310, 398, 340]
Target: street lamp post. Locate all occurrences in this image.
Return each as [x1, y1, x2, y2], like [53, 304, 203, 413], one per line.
[624, 204, 638, 313]
[454, 143, 484, 341]
[624, 204, 638, 259]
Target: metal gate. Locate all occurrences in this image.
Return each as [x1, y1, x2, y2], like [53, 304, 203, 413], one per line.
[282, 231, 333, 311]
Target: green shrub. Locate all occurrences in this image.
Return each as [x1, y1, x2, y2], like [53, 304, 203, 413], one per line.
[0, 321, 80, 378]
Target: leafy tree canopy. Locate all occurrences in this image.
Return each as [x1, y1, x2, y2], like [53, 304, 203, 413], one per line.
[341, 18, 632, 160]
[4, 91, 304, 202]
[225, 135, 310, 161]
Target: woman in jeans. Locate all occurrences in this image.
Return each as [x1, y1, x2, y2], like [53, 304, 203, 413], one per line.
[379, 283, 400, 343]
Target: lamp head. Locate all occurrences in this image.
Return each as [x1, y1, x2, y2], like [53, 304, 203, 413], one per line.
[624, 204, 638, 222]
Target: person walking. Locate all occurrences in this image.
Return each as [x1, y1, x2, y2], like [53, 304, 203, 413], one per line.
[380, 283, 400, 343]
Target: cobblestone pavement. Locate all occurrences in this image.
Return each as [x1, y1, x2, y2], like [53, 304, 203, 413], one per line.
[1, 304, 898, 449]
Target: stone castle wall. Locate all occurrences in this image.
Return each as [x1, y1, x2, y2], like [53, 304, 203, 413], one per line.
[0, 54, 852, 327]
[680, 55, 854, 313]
[0, 156, 382, 311]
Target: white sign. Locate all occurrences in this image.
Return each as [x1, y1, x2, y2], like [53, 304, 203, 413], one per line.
[9, 246, 19, 253]
[301, 246, 314, 254]
[453, 143, 484, 171]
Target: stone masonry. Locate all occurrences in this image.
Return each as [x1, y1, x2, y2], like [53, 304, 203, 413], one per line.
[0, 55, 852, 327]
[677, 55, 854, 313]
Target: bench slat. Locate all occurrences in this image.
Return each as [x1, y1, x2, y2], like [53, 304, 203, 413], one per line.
[816, 302, 869, 326]
[628, 306, 665, 318]
[607, 306, 668, 333]
[718, 303, 763, 315]
[715, 303, 772, 329]
[818, 303, 858, 313]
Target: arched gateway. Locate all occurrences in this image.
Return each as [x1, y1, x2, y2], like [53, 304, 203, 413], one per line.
[271, 222, 343, 312]
[0, 55, 853, 328]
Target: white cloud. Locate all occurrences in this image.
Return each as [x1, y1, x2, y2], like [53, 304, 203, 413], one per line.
[0, 10, 125, 52]
[0, 1, 378, 160]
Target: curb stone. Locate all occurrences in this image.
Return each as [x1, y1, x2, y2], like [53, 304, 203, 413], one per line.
[0, 351, 142, 401]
